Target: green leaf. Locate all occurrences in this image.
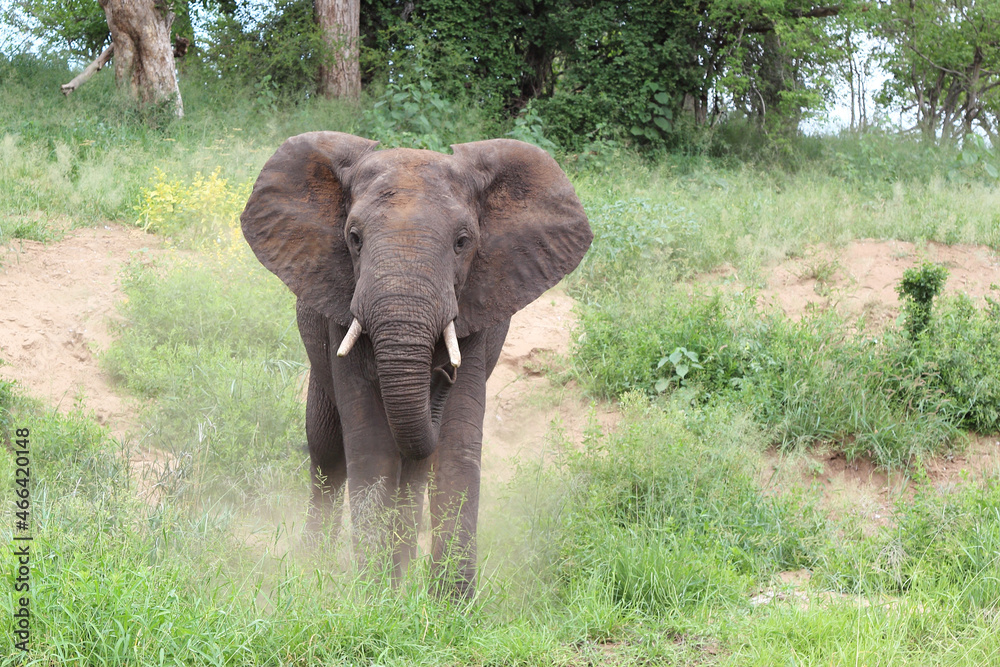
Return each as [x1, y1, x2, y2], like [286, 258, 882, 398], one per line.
[654, 378, 671, 393]
[654, 92, 670, 105]
[653, 116, 671, 132]
[675, 363, 689, 379]
[656, 357, 669, 370]
[669, 348, 684, 365]
[985, 163, 999, 179]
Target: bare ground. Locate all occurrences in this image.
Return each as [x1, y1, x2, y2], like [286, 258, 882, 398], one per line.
[0, 225, 160, 436]
[704, 239, 1000, 327]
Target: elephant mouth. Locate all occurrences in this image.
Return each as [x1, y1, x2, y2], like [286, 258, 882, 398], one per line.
[430, 363, 457, 427]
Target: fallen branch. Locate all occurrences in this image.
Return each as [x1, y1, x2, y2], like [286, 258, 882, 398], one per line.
[60, 44, 114, 96]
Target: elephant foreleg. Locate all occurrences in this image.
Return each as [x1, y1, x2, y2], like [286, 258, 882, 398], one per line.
[428, 322, 507, 597]
[305, 373, 347, 536]
[393, 455, 432, 583]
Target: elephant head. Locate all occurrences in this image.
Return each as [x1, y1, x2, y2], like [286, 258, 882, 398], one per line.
[241, 132, 592, 461]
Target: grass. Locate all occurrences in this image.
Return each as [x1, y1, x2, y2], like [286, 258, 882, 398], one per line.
[2, 53, 1000, 664]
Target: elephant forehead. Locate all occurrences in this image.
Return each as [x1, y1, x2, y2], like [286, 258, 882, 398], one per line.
[355, 149, 465, 194]
[352, 152, 472, 222]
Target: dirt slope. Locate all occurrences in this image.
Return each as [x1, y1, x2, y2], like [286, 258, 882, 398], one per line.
[0, 225, 160, 435]
[705, 239, 1000, 327]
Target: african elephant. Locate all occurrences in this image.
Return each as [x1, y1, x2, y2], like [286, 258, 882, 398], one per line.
[240, 131, 592, 596]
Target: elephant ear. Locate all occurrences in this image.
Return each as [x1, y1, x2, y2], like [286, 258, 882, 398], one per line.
[241, 131, 378, 327]
[450, 139, 592, 338]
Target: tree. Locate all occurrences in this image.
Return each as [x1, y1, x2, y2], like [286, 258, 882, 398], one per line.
[316, 0, 360, 99]
[873, 0, 1000, 142]
[98, 0, 183, 116]
[10, 0, 184, 115]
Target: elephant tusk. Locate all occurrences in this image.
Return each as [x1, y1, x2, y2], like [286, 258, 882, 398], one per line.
[444, 321, 461, 368]
[337, 318, 363, 357]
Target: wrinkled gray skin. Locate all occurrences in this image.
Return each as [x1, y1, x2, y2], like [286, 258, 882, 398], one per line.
[241, 132, 592, 596]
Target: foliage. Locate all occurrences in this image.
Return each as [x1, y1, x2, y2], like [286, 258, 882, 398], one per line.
[362, 0, 561, 113]
[505, 102, 559, 156]
[654, 347, 703, 393]
[133, 166, 251, 245]
[197, 0, 327, 100]
[629, 82, 674, 145]
[872, 0, 1000, 140]
[359, 65, 467, 152]
[896, 262, 949, 339]
[5, 0, 207, 59]
[952, 133, 1000, 183]
[5, 0, 110, 58]
[907, 292, 1000, 432]
[573, 282, 964, 466]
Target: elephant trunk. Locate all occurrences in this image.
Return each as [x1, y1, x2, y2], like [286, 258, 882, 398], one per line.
[366, 299, 456, 461]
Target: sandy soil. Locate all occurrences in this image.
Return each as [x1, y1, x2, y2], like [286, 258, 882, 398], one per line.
[482, 290, 618, 483]
[0, 225, 160, 435]
[705, 239, 1000, 328]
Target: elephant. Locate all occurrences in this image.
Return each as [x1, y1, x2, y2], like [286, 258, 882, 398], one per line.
[240, 131, 592, 596]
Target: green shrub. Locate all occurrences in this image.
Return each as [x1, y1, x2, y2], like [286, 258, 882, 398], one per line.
[909, 292, 1000, 432]
[360, 68, 467, 152]
[897, 262, 949, 339]
[574, 284, 963, 466]
[197, 0, 326, 101]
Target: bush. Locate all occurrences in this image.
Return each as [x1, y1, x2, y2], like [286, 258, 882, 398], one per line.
[197, 0, 326, 101]
[574, 284, 962, 466]
[908, 292, 1000, 432]
[133, 167, 251, 245]
[897, 262, 949, 339]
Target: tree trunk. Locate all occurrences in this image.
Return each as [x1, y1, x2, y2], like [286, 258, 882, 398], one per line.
[316, 0, 361, 100]
[98, 0, 183, 117]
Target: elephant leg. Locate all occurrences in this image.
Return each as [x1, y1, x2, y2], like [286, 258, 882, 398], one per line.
[429, 418, 482, 597]
[305, 372, 347, 536]
[333, 380, 402, 578]
[392, 455, 432, 582]
[429, 322, 508, 597]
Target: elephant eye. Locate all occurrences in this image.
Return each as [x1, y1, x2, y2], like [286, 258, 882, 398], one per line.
[454, 234, 470, 254]
[348, 229, 362, 252]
